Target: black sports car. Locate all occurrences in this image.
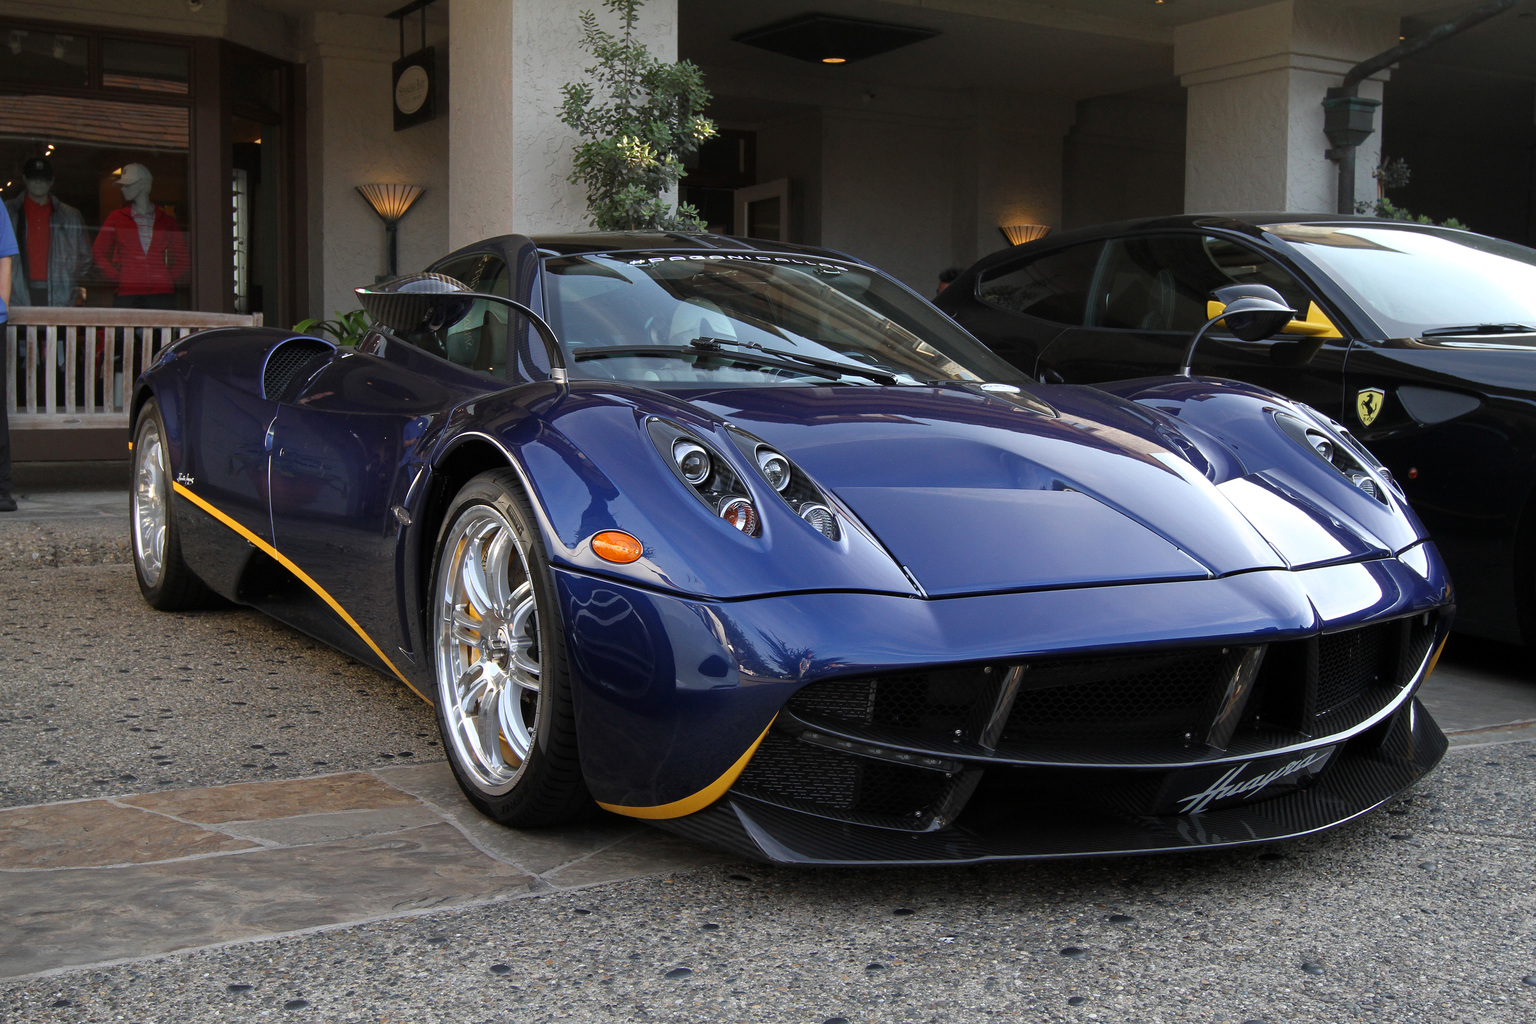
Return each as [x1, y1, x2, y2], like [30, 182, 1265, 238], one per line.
[938, 215, 1536, 646]
[129, 231, 1451, 865]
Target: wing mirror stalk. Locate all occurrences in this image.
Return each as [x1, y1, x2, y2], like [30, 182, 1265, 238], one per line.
[356, 272, 568, 384]
[1179, 284, 1296, 377]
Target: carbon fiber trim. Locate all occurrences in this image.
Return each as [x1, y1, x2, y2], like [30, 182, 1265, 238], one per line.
[652, 698, 1446, 865]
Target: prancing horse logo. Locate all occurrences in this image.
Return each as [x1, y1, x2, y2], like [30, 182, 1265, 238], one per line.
[1356, 387, 1386, 427]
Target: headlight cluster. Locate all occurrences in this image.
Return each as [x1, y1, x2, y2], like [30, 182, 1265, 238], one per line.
[731, 429, 841, 541]
[646, 417, 840, 540]
[1274, 410, 1401, 504]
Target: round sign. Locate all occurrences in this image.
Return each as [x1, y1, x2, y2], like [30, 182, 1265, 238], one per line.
[395, 64, 429, 116]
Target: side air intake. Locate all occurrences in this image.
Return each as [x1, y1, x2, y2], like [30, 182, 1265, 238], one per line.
[263, 338, 332, 402]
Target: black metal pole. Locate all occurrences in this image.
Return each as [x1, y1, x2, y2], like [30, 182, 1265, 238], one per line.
[386, 221, 399, 278]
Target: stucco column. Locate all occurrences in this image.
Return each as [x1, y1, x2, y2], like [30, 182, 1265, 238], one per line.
[448, 0, 677, 247]
[301, 11, 449, 319]
[1176, 0, 1398, 213]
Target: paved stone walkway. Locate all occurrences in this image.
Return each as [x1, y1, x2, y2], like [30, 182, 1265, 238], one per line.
[0, 763, 725, 980]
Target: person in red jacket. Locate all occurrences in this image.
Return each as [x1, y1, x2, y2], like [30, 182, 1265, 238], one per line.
[92, 163, 188, 309]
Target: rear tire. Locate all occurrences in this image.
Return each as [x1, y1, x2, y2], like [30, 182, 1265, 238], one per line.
[430, 469, 590, 826]
[131, 399, 215, 610]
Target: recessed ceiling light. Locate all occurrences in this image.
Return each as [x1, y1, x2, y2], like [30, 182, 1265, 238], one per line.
[734, 14, 938, 65]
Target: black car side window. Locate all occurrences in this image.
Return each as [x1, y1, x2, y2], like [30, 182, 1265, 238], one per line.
[977, 242, 1102, 326]
[1085, 234, 1313, 332]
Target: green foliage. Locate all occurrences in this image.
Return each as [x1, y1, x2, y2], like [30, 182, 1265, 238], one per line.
[294, 309, 371, 347]
[1354, 158, 1466, 229]
[559, 0, 716, 231]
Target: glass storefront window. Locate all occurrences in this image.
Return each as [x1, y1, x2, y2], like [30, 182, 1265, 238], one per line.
[1, 96, 192, 310]
[102, 38, 189, 95]
[1, 28, 89, 88]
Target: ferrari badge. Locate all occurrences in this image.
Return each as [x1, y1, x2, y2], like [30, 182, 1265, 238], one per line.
[1356, 388, 1386, 427]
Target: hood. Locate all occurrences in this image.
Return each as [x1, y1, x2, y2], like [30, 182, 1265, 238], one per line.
[688, 383, 1405, 597]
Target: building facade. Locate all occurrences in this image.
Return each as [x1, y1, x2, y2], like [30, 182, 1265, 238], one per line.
[1, 0, 1530, 355]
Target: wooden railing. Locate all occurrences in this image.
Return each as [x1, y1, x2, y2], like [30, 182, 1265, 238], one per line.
[4, 308, 263, 429]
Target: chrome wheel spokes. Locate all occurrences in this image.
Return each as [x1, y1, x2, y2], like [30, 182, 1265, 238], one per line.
[435, 504, 541, 794]
[132, 424, 167, 586]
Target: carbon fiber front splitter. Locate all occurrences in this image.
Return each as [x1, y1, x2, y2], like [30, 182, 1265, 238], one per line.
[653, 698, 1447, 865]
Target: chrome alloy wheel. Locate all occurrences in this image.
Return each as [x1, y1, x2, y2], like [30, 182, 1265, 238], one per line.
[434, 503, 542, 795]
[132, 421, 168, 588]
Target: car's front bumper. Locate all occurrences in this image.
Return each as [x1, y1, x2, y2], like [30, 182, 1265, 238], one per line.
[556, 546, 1451, 861]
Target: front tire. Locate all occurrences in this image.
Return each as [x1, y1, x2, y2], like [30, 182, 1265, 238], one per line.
[131, 399, 214, 610]
[431, 469, 590, 825]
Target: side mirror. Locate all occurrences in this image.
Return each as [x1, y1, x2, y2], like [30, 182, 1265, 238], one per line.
[356, 272, 478, 333]
[1180, 284, 1296, 376]
[1210, 284, 1296, 342]
[356, 272, 567, 382]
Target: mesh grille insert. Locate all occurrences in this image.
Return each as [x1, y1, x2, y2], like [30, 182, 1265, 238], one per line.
[733, 730, 951, 828]
[1316, 622, 1394, 716]
[1003, 647, 1228, 744]
[263, 339, 332, 401]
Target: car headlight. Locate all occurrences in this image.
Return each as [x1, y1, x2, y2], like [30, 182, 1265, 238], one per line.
[756, 447, 792, 492]
[799, 503, 837, 538]
[719, 496, 758, 534]
[1275, 409, 1397, 505]
[672, 440, 712, 485]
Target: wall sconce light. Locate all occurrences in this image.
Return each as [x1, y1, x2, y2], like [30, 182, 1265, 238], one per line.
[999, 223, 1050, 247]
[357, 183, 424, 278]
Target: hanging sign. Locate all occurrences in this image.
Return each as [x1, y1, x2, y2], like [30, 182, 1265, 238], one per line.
[393, 46, 436, 131]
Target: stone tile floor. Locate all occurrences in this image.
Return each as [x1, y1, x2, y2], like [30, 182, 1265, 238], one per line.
[0, 764, 728, 980]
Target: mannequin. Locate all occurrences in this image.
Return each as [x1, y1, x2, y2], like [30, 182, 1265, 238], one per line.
[4, 157, 90, 308]
[92, 163, 188, 309]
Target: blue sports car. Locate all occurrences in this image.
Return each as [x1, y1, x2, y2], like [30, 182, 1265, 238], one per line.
[129, 233, 1452, 865]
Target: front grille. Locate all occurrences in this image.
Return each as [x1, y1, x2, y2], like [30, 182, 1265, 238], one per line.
[739, 614, 1441, 828]
[733, 730, 954, 829]
[1002, 648, 1228, 745]
[1316, 623, 1394, 716]
[785, 664, 1001, 736]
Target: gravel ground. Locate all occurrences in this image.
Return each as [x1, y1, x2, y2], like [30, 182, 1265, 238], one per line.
[5, 542, 1536, 1023]
[4, 767, 1536, 1024]
[0, 565, 439, 809]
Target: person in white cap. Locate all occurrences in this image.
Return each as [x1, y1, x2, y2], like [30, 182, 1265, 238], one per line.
[92, 162, 188, 309]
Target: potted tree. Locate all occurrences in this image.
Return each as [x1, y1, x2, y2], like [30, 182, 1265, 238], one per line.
[560, 0, 716, 230]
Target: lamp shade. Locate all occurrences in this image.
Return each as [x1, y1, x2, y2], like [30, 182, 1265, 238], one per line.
[357, 183, 424, 223]
[1000, 223, 1050, 246]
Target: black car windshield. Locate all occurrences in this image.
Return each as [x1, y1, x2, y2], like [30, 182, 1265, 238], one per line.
[541, 252, 1022, 386]
[1268, 223, 1536, 338]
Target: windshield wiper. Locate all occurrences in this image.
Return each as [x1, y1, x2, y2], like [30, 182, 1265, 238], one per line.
[1420, 323, 1536, 337]
[688, 336, 903, 385]
[572, 343, 853, 383]
[571, 337, 902, 385]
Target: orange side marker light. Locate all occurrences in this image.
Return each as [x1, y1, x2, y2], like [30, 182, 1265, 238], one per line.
[592, 531, 644, 564]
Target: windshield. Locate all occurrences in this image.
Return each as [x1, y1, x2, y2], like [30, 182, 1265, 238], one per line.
[1268, 223, 1536, 338]
[541, 253, 1022, 386]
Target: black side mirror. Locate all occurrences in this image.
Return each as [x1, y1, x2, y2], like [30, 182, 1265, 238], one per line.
[1211, 284, 1296, 342]
[1180, 284, 1296, 376]
[356, 272, 568, 382]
